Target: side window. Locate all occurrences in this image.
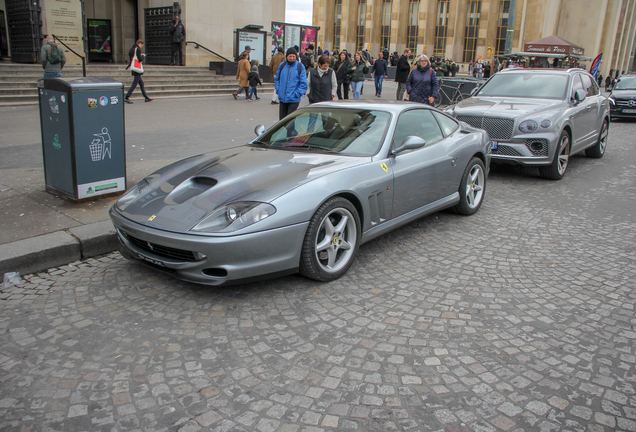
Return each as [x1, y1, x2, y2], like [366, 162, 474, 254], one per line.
[393, 110, 444, 148]
[432, 111, 459, 136]
[571, 74, 584, 99]
[581, 74, 599, 96]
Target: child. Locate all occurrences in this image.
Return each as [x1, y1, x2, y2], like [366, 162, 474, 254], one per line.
[247, 65, 262, 101]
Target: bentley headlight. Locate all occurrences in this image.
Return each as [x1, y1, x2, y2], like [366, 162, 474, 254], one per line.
[518, 120, 538, 133]
[190, 202, 276, 233]
[115, 179, 149, 211]
[540, 119, 552, 128]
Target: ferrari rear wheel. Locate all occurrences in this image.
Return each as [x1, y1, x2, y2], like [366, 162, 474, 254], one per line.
[300, 197, 361, 282]
[452, 157, 486, 215]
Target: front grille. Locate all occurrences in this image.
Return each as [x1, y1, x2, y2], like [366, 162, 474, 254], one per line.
[490, 145, 522, 156]
[525, 139, 549, 156]
[123, 232, 198, 262]
[614, 99, 636, 107]
[457, 115, 514, 140]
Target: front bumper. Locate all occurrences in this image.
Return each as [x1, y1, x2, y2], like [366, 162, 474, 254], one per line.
[610, 105, 636, 119]
[110, 208, 309, 286]
[488, 136, 554, 166]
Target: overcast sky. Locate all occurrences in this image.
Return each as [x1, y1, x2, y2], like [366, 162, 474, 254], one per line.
[286, 0, 313, 26]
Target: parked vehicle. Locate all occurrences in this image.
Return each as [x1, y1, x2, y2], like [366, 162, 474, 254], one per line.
[110, 102, 490, 285]
[447, 68, 610, 180]
[608, 75, 636, 121]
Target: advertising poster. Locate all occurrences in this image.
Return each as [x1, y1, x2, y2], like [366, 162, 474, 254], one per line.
[87, 19, 113, 61]
[238, 31, 265, 65]
[43, 0, 84, 61]
[285, 26, 301, 52]
[302, 27, 317, 52]
[271, 23, 284, 56]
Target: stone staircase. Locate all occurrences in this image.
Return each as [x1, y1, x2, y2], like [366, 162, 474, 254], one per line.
[0, 63, 275, 105]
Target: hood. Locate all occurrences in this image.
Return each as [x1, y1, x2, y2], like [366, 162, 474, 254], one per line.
[610, 89, 636, 100]
[455, 96, 562, 118]
[116, 146, 367, 233]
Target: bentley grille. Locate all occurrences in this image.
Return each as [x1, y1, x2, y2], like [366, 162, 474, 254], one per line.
[457, 115, 514, 140]
[490, 145, 522, 157]
[124, 233, 198, 262]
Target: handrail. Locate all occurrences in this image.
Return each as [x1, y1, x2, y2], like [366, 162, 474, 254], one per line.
[52, 35, 86, 77]
[185, 41, 232, 63]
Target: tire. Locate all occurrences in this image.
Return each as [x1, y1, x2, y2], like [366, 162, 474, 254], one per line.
[452, 157, 486, 215]
[539, 130, 570, 180]
[585, 120, 608, 158]
[299, 197, 361, 282]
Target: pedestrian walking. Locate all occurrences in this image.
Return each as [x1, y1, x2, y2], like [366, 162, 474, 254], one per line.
[269, 47, 285, 104]
[334, 51, 351, 100]
[274, 48, 308, 120]
[371, 52, 388, 97]
[307, 55, 337, 104]
[347, 51, 370, 100]
[233, 52, 251, 100]
[124, 40, 152, 103]
[395, 49, 411, 101]
[406, 55, 439, 106]
[168, 15, 185, 66]
[40, 35, 66, 78]
[247, 65, 262, 101]
[605, 75, 612, 91]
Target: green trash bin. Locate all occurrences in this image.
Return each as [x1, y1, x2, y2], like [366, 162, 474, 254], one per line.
[38, 77, 127, 202]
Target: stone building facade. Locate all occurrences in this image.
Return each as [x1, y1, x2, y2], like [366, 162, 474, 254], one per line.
[313, 0, 636, 76]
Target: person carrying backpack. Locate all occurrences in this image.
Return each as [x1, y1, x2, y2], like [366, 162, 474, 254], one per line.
[301, 44, 315, 73]
[275, 48, 308, 120]
[40, 35, 66, 78]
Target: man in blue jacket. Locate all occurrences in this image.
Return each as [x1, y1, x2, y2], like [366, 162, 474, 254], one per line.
[275, 48, 308, 120]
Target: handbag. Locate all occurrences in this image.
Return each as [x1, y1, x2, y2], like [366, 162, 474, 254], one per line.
[130, 52, 144, 74]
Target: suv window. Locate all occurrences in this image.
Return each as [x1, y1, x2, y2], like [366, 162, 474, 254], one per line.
[580, 74, 599, 97]
[571, 74, 584, 99]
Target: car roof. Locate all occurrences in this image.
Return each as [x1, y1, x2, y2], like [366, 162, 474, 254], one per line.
[298, 100, 437, 115]
[498, 68, 589, 76]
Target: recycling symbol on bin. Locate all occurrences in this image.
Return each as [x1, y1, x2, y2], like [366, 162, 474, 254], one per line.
[89, 127, 112, 161]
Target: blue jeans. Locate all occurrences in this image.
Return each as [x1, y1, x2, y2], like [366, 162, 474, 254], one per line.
[374, 75, 384, 95]
[43, 72, 62, 78]
[351, 81, 364, 99]
[248, 86, 259, 99]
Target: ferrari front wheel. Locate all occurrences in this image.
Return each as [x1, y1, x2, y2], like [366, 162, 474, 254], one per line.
[300, 197, 361, 282]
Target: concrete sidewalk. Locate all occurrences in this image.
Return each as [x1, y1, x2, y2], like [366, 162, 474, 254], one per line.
[0, 81, 403, 277]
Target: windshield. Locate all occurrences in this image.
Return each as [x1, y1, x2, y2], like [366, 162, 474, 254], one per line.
[614, 77, 636, 90]
[476, 73, 569, 99]
[253, 108, 391, 157]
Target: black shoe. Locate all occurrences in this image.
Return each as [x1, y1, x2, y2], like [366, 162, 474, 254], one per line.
[124, 98, 133, 104]
[145, 98, 153, 102]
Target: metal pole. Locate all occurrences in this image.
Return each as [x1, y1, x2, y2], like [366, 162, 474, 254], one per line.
[504, 0, 517, 55]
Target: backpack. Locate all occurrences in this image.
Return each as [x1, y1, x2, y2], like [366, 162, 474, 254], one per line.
[301, 53, 312, 71]
[49, 44, 62, 64]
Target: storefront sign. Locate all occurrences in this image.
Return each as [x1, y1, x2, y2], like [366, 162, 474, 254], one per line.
[524, 44, 584, 56]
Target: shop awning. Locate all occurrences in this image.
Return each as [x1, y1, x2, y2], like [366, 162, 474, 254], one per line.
[523, 35, 585, 57]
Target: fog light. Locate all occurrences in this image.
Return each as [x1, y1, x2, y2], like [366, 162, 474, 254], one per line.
[530, 142, 544, 151]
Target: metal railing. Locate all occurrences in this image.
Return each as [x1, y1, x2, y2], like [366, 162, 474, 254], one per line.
[52, 35, 86, 77]
[185, 41, 232, 62]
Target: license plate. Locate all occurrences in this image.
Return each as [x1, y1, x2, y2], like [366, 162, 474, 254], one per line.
[138, 254, 165, 267]
[622, 109, 636, 113]
[490, 141, 498, 150]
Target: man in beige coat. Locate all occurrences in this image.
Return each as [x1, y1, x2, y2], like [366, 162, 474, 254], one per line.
[233, 52, 251, 100]
[269, 47, 285, 104]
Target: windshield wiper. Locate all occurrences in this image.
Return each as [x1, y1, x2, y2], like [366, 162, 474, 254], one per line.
[283, 143, 338, 153]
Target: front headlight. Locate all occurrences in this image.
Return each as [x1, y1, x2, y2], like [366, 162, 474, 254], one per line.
[115, 179, 149, 211]
[518, 120, 538, 133]
[190, 202, 276, 233]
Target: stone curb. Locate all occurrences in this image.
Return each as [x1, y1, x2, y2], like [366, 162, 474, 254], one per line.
[0, 221, 118, 276]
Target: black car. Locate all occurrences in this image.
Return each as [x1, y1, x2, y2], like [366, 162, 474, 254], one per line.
[609, 75, 636, 120]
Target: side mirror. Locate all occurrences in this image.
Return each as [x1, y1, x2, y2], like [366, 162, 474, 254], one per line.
[574, 89, 587, 103]
[392, 136, 426, 155]
[469, 86, 479, 96]
[254, 124, 265, 137]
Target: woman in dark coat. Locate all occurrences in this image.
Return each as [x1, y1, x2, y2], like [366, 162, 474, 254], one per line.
[125, 40, 152, 103]
[406, 55, 439, 105]
[334, 51, 350, 100]
[347, 51, 370, 100]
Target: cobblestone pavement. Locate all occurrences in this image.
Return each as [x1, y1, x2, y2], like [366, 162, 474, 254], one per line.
[1, 121, 636, 432]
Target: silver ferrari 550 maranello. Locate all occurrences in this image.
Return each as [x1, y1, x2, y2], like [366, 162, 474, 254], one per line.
[446, 68, 609, 180]
[110, 101, 491, 286]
